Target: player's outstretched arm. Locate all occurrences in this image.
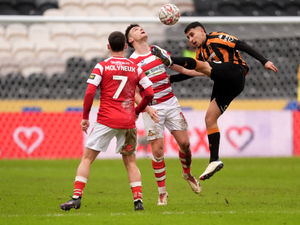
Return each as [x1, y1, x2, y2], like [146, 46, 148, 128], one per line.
[236, 40, 278, 73]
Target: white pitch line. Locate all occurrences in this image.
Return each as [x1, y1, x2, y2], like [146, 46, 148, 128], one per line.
[2, 210, 300, 218]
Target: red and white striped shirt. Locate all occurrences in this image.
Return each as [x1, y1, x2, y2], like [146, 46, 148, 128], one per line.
[129, 50, 175, 105]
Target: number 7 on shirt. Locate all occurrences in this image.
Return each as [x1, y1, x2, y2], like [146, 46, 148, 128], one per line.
[113, 75, 128, 99]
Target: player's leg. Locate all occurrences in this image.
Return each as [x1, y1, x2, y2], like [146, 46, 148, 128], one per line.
[150, 45, 211, 76]
[60, 123, 114, 211]
[199, 98, 224, 180]
[150, 138, 168, 205]
[122, 154, 144, 211]
[165, 107, 201, 193]
[171, 129, 201, 194]
[200, 63, 246, 181]
[117, 128, 144, 211]
[60, 147, 100, 210]
[142, 110, 168, 205]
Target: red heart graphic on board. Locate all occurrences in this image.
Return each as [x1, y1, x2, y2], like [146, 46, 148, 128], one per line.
[13, 127, 44, 154]
[226, 126, 254, 151]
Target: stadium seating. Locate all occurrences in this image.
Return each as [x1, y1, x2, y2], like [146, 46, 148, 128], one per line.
[261, 0, 283, 16]
[50, 23, 73, 43]
[127, 0, 152, 17]
[283, 0, 300, 16]
[41, 57, 65, 76]
[106, 0, 129, 17]
[0, 0, 298, 100]
[36, 41, 58, 60]
[216, 0, 243, 16]
[192, 0, 300, 16]
[0, 0, 58, 15]
[82, 0, 109, 16]
[171, 0, 195, 14]
[73, 24, 97, 44]
[0, 73, 26, 98]
[193, 0, 215, 16]
[59, 0, 86, 16]
[0, 0, 19, 15]
[14, 0, 36, 15]
[240, 0, 263, 16]
[29, 24, 51, 42]
[58, 40, 81, 61]
[81, 41, 105, 61]
[20, 57, 44, 77]
[5, 23, 28, 44]
[12, 41, 35, 61]
[36, 0, 58, 14]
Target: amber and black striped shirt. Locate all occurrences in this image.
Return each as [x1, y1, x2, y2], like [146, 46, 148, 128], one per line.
[196, 31, 248, 69]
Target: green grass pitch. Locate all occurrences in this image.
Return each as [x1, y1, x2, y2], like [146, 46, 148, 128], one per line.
[1, 157, 300, 225]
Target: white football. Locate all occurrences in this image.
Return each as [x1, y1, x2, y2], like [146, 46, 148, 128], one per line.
[158, 3, 180, 25]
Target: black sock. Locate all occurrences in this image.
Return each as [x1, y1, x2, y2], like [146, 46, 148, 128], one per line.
[207, 132, 220, 162]
[171, 57, 197, 69]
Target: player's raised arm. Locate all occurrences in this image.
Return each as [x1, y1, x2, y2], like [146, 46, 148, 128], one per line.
[235, 40, 278, 73]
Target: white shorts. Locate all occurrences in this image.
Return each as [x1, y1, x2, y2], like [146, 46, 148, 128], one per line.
[86, 123, 137, 154]
[142, 102, 188, 141]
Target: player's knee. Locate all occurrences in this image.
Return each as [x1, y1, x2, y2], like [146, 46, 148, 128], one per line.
[205, 114, 217, 128]
[153, 149, 164, 159]
[179, 141, 190, 152]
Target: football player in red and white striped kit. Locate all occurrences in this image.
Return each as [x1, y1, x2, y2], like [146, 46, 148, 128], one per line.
[60, 31, 154, 211]
[125, 24, 201, 206]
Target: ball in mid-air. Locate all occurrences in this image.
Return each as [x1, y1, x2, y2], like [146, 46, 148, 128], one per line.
[158, 3, 180, 25]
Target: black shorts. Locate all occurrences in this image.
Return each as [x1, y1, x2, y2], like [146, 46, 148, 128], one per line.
[209, 62, 247, 113]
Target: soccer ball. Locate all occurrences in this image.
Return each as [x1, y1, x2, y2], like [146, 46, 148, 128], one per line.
[158, 3, 180, 26]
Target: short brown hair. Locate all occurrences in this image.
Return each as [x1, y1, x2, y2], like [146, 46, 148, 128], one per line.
[108, 31, 126, 52]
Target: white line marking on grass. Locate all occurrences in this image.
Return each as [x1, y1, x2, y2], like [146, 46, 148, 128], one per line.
[4, 213, 93, 217]
[2, 210, 300, 218]
[111, 212, 127, 216]
[163, 211, 185, 215]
